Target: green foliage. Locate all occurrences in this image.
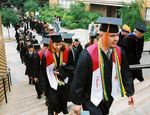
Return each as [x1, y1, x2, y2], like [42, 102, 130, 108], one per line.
[144, 25, 150, 42]
[24, 0, 39, 12]
[1, 7, 20, 27]
[70, 1, 86, 21]
[118, 0, 144, 31]
[38, 1, 102, 30]
[8, 0, 27, 6]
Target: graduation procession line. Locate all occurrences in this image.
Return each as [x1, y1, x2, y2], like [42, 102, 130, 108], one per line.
[1, 16, 150, 114]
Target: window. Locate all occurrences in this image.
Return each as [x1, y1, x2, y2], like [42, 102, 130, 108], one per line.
[145, 8, 150, 20]
[59, 0, 75, 9]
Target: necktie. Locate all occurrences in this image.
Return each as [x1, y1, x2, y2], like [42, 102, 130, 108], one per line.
[107, 50, 110, 60]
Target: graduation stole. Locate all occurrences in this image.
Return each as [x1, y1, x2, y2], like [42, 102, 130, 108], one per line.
[52, 52, 65, 86]
[45, 48, 69, 90]
[87, 41, 126, 106]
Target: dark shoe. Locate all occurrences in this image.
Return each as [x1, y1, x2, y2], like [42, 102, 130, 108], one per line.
[29, 80, 31, 84]
[48, 110, 54, 115]
[37, 95, 41, 99]
[45, 101, 49, 106]
[62, 108, 68, 114]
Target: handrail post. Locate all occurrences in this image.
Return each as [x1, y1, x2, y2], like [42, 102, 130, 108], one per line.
[3, 78, 8, 103]
[7, 72, 11, 92]
[8, 68, 12, 85]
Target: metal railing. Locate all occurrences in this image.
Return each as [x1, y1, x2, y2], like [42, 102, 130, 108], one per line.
[0, 68, 12, 103]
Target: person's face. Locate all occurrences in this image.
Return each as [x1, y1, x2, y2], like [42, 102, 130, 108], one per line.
[93, 38, 98, 44]
[26, 41, 30, 45]
[134, 31, 144, 38]
[74, 41, 79, 45]
[35, 49, 40, 53]
[65, 43, 73, 50]
[52, 42, 62, 52]
[121, 30, 129, 36]
[100, 32, 119, 50]
[28, 47, 33, 52]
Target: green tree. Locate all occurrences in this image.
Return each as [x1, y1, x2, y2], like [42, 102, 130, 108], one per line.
[8, 0, 27, 6]
[118, 0, 144, 31]
[70, 1, 86, 23]
[24, 0, 39, 13]
[1, 7, 20, 39]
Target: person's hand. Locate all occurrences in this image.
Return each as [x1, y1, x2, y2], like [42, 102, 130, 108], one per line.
[128, 95, 134, 106]
[30, 77, 33, 80]
[73, 105, 81, 115]
[43, 91, 45, 94]
[53, 71, 60, 75]
[34, 78, 39, 83]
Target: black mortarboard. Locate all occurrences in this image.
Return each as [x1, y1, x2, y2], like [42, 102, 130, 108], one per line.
[74, 38, 80, 42]
[26, 38, 30, 42]
[32, 35, 36, 38]
[56, 32, 67, 34]
[28, 44, 33, 48]
[50, 33, 62, 43]
[96, 17, 122, 33]
[40, 38, 49, 47]
[62, 33, 75, 44]
[19, 36, 24, 40]
[90, 35, 97, 39]
[34, 44, 41, 50]
[136, 22, 147, 33]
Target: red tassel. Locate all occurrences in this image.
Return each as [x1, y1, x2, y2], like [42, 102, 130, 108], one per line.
[49, 38, 55, 52]
[103, 20, 110, 51]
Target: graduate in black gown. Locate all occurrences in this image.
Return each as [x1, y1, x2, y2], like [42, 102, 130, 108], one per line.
[117, 24, 131, 46]
[24, 44, 34, 84]
[120, 22, 147, 82]
[32, 38, 50, 102]
[73, 38, 83, 55]
[40, 33, 74, 115]
[16, 36, 26, 64]
[69, 17, 135, 115]
[62, 33, 79, 101]
[31, 35, 38, 44]
[84, 35, 99, 49]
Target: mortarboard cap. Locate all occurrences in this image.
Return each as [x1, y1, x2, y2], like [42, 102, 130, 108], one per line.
[74, 38, 80, 42]
[96, 17, 122, 33]
[33, 44, 41, 50]
[56, 32, 67, 34]
[62, 33, 75, 44]
[50, 33, 62, 43]
[26, 38, 30, 42]
[19, 36, 24, 40]
[32, 35, 36, 38]
[28, 44, 33, 48]
[90, 35, 97, 39]
[40, 38, 50, 47]
[136, 22, 147, 33]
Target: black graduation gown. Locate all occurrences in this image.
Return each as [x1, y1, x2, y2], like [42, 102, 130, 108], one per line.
[15, 31, 20, 43]
[73, 43, 83, 55]
[120, 33, 144, 82]
[65, 47, 79, 101]
[40, 50, 74, 113]
[24, 51, 33, 76]
[84, 43, 90, 49]
[32, 52, 43, 95]
[69, 48, 134, 115]
[31, 39, 38, 44]
[16, 41, 26, 63]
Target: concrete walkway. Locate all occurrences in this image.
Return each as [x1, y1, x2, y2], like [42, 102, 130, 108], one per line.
[1, 25, 150, 114]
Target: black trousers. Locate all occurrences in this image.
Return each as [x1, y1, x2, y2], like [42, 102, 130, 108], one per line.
[35, 81, 43, 95]
[47, 85, 67, 113]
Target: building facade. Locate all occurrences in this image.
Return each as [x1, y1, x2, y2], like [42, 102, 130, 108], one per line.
[49, 0, 150, 24]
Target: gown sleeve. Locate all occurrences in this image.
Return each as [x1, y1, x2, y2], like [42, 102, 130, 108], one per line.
[57, 50, 75, 80]
[32, 53, 40, 79]
[121, 48, 135, 97]
[69, 49, 92, 105]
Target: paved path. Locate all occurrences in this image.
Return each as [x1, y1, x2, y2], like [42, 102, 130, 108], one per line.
[1, 25, 150, 114]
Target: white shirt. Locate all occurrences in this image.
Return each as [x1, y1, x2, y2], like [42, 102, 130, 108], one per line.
[35, 12, 39, 16]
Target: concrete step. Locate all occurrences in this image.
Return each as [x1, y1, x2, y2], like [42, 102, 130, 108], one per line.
[110, 78, 150, 115]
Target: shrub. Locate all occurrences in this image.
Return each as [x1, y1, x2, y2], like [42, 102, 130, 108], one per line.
[144, 25, 150, 42]
[70, 23, 78, 29]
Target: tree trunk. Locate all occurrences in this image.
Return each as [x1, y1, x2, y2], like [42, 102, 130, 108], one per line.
[7, 26, 10, 40]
